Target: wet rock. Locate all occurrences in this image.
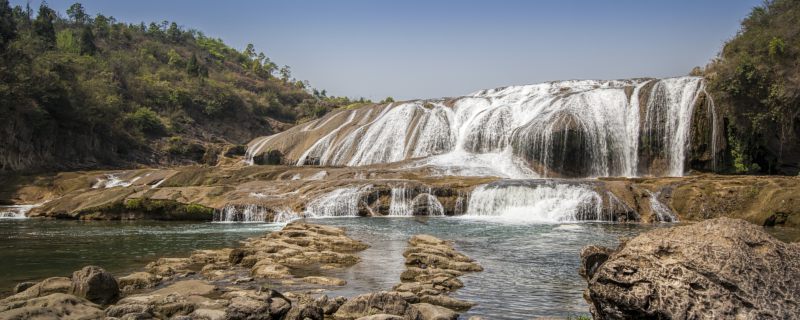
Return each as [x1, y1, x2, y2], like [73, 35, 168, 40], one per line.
[317, 295, 347, 315]
[417, 295, 474, 312]
[0, 277, 71, 303]
[411, 303, 458, 320]
[69, 266, 120, 305]
[118, 272, 161, 292]
[333, 291, 421, 320]
[113, 280, 220, 319]
[251, 259, 291, 278]
[0, 293, 104, 320]
[285, 303, 324, 320]
[581, 217, 800, 319]
[302, 276, 347, 286]
[355, 315, 405, 320]
[12, 282, 36, 294]
[145, 257, 193, 277]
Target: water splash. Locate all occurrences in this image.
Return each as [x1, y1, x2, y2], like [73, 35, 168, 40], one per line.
[92, 174, 140, 189]
[463, 181, 605, 223]
[213, 204, 299, 223]
[305, 185, 373, 217]
[0, 204, 39, 219]
[647, 191, 678, 222]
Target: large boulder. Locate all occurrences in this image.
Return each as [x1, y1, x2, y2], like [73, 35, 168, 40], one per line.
[69, 266, 120, 305]
[581, 218, 800, 319]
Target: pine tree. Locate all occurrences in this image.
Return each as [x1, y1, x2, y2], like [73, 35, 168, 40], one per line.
[0, 0, 16, 50]
[167, 22, 181, 42]
[66, 2, 88, 25]
[187, 53, 200, 76]
[79, 25, 95, 55]
[33, 3, 56, 48]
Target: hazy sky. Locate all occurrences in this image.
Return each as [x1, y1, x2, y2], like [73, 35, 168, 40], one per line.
[15, 0, 760, 100]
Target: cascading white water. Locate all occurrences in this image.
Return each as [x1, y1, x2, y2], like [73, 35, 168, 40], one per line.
[304, 185, 373, 217]
[647, 191, 678, 222]
[215, 204, 267, 222]
[213, 204, 299, 223]
[463, 182, 604, 223]
[247, 77, 714, 178]
[412, 193, 445, 216]
[389, 185, 413, 216]
[93, 174, 140, 189]
[0, 204, 38, 219]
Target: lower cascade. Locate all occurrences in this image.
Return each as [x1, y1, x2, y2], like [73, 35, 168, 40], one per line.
[213, 204, 298, 223]
[464, 181, 605, 222]
[648, 191, 679, 222]
[0, 204, 38, 219]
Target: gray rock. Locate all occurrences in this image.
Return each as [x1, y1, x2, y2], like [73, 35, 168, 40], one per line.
[411, 303, 458, 320]
[0, 293, 104, 320]
[334, 291, 421, 320]
[581, 217, 800, 319]
[69, 266, 120, 305]
[12, 282, 36, 294]
[284, 303, 324, 320]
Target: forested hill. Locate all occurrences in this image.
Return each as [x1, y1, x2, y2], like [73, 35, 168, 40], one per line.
[705, 0, 800, 175]
[0, 1, 368, 173]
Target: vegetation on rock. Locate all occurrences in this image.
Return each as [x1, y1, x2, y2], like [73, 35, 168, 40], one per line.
[704, 0, 800, 175]
[0, 1, 368, 173]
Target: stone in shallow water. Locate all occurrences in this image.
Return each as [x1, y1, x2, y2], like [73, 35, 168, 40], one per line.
[411, 303, 458, 320]
[581, 217, 800, 319]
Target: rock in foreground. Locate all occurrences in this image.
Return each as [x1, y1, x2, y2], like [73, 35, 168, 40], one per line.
[580, 218, 800, 319]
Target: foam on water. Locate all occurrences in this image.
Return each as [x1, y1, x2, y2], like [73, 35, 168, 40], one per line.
[463, 181, 604, 223]
[0, 204, 39, 219]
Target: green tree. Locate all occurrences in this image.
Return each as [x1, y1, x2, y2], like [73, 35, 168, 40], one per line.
[66, 2, 88, 24]
[33, 3, 56, 48]
[93, 14, 109, 37]
[380, 97, 395, 104]
[279, 65, 291, 81]
[0, 0, 16, 50]
[79, 25, 95, 55]
[56, 29, 79, 53]
[244, 43, 256, 60]
[187, 53, 200, 76]
[167, 22, 181, 42]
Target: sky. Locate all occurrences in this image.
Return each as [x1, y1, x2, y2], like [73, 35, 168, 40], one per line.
[14, 0, 761, 100]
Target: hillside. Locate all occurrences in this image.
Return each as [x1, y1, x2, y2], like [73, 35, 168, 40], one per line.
[705, 0, 800, 175]
[0, 1, 363, 173]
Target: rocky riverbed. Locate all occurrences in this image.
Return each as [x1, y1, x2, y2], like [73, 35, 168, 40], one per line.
[0, 222, 484, 319]
[2, 163, 799, 227]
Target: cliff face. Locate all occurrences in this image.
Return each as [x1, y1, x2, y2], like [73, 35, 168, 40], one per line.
[703, 0, 800, 175]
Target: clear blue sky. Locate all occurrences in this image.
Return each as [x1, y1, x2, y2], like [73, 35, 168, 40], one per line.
[14, 0, 760, 100]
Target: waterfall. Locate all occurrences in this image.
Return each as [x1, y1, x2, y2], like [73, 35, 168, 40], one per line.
[0, 204, 38, 219]
[463, 181, 605, 223]
[246, 76, 715, 178]
[389, 185, 413, 216]
[647, 191, 678, 222]
[305, 185, 373, 217]
[215, 204, 267, 222]
[93, 174, 140, 189]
